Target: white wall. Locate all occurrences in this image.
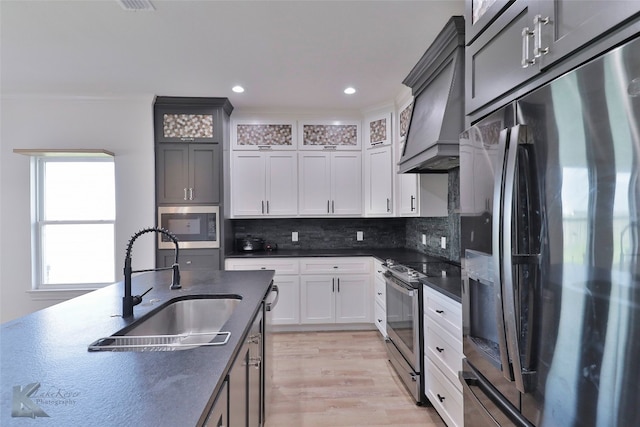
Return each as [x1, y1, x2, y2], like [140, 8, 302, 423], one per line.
[0, 95, 156, 322]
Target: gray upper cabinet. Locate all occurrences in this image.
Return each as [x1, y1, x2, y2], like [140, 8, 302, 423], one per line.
[466, 0, 538, 114]
[536, 0, 640, 69]
[154, 97, 232, 144]
[156, 143, 221, 204]
[466, 0, 640, 115]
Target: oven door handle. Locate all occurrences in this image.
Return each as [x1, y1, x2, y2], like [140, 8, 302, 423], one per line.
[385, 277, 415, 297]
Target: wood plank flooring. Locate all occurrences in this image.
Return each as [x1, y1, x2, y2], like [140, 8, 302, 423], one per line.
[266, 331, 447, 427]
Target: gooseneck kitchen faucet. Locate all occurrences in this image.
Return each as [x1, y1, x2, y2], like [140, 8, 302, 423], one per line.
[123, 227, 181, 318]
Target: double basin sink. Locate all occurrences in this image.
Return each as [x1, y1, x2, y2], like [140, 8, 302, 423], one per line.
[89, 295, 241, 352]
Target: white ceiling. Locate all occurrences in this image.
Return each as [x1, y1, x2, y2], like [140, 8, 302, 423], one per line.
[0, 0, 464, 112]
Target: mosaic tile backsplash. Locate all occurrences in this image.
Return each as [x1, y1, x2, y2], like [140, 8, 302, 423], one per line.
[369, 118, 387, 144]
[236, 124, 293, 146]
[163, 114, 213, 138]
[302, 124, 358, 146]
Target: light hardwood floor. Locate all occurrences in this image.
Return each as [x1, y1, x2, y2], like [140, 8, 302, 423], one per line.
[266, 330, 447, 427]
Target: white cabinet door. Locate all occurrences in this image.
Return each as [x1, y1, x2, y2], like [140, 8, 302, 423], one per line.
[266, 152, 298, 216]
[300, 275, 335, 323]
[299, 152, 362, 216]
[271, 275, 300, 325]
[398, 173, 419, 216]
[232, 152, 298, 217]
[298, 152, 332, 215]
[335, 274, 371, 323]
[330, 152, 362, 215]
[364, 146, 392, 216]
[232, 152, 267, 216]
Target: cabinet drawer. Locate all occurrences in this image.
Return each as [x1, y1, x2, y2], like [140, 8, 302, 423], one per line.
[424, 317, 463, 391]
[374, 275, 386, 307]
[225, 258, 299, 275]
[299, 257, 370, 275]
[424, 286, 462, 339]
[160, 249, 219, 270]
[374, 299, 386, 337]
[425, 360, 463, 427]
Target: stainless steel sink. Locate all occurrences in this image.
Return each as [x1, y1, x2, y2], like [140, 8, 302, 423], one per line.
[89, 296, 242, 352]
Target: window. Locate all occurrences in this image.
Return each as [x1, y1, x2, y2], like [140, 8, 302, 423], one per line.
[34, 156, 115, 289]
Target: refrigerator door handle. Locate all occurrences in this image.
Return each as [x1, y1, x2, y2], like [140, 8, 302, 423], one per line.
[502, 124, 533, 393]
[492, 128, 514, 382]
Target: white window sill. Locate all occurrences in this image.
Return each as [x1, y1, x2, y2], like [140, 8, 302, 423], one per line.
[27, 288, 97, 301]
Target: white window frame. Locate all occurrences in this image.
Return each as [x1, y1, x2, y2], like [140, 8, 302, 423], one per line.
[32, 156, 116, 291]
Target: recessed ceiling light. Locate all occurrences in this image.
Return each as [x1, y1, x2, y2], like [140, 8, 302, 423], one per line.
[232, 86, 245, 93]
[344, 87, 356, 95]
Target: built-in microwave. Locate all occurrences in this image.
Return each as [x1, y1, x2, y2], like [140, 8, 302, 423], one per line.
[157, 206, 220, 249]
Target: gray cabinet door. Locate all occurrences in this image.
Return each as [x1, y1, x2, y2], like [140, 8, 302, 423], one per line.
[466, 0, 539, 114]
[229, 342, 249, 427]
[156, 143, 220, 205]
[537, 0, 640, 69]
[204, 380, 228, 427]
[156, 144, 189, 204]
[189, 144, 220, 204]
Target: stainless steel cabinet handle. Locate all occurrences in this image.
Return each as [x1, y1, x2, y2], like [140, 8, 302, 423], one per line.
[386, 198, 390, 212]
[533, 15, 550, 58]
[521, 27, 535, 68]
[332, 200, 335, 213]
[262, 200, 265, 214]
[410, 195, 415, 211]
[248, 357, 261, 368]
[332, 278, 335, 292]
[327, 200, 330, 213]
[183, 188, 188, 201]
[189, 188, 194, 200]
[266, 200, 270, 214]
[337, 278, 340, 292]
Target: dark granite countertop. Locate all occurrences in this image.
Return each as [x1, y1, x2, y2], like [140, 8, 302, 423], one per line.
[226, 247, 462, 301]
[0, 269, 274, 426]
[420, 276, 462, 303]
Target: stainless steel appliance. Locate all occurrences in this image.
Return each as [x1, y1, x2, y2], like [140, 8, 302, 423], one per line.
[383, 260, 425, 404]
[459, 34, 640, 426]
[157, 206, 219, 249]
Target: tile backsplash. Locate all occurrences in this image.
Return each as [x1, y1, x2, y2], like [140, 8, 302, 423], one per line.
[232, 218, 406, 251]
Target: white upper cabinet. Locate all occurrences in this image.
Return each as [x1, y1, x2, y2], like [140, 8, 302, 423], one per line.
[298, 120, 361, 150]
[298, 151, 362, 216]
[364, 145, 393, 217]
[231, 119, 297, 150]
[364, 111, 392, 148]
[231, 151, 298, 217]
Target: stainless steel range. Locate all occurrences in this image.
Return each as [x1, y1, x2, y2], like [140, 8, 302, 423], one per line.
[383, 259, 426, 404]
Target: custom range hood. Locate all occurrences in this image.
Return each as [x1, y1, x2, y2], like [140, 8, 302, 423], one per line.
[399, 16, 465, 173]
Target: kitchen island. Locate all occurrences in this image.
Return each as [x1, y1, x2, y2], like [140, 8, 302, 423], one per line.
[0, 268, 274, 426]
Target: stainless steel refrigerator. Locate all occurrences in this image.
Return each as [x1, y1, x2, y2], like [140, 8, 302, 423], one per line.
[459, 33, 640, 426]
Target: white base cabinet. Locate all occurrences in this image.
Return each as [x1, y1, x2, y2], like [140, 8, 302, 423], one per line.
[423, 285, 463, 427]
[226, 257, 374, 329]
[373, 258, 386, 337]
[225, 258, 300, 325]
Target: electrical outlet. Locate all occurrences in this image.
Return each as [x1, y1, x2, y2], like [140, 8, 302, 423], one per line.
[441, 236, 446, 249]
[292, 231, 298, 242]
[422, 234, 426, 245]
[357, 231, 363, 241]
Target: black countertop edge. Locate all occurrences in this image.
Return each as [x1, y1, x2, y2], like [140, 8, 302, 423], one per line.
[0, 269, 275, 426]
[419, 276, 462, 303]
[226, 247, 459, 266]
